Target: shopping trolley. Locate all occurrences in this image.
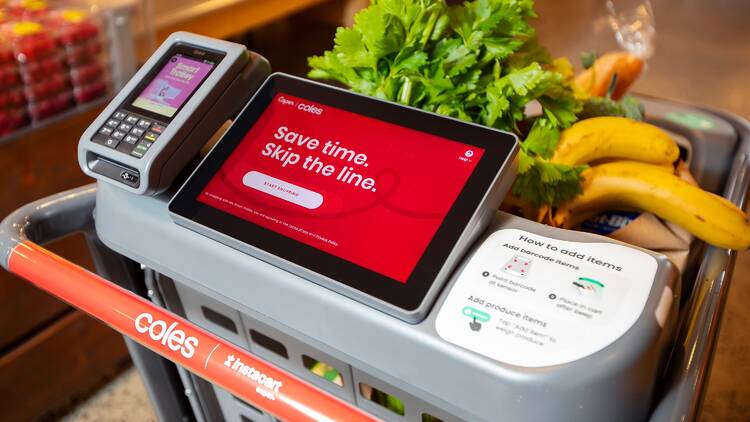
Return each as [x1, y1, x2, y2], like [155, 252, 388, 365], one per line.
[1, 96, 748, 421]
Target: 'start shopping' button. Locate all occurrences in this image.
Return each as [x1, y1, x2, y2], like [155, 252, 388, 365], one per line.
[242, 171, 323, 210]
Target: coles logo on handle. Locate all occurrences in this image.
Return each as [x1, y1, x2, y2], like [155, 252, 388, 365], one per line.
[135, 312, 199, 359]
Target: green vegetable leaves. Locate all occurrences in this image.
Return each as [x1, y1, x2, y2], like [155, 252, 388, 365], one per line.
[514, 96, 586, 207]
[523, 117, 559, 158]
[334, 27, 376, 68]
[512, 154, 587, 207]
[355, 6, 405, 58]
[308, 0, 585, 207]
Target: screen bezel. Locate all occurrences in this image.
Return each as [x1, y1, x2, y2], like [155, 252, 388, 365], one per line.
[169, 74, 517, 312]
[121, 43, 226, 123]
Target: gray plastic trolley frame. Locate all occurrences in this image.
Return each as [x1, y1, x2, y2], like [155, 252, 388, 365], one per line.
[1, 97, 748, 421]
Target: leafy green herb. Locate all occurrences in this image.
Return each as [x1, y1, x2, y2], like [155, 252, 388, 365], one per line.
[308, 0, 585, 206]
[512, 153, 588, 206]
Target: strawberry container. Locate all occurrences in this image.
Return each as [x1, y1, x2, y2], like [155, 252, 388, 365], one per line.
[22, 71, 68, 102]
[72, 78, 106, 104]
[1, 21, 57, 64]
[69, 60, 103, 86]
[27, 89, 72, 121]
[0, 87, 26, 109]
[18, 54, 66, 84]
[63, 38, 102, 67]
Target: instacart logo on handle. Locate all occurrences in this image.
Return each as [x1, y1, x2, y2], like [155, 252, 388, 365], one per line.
[224, 354, 284, 400]
[134, 312, 199, 359]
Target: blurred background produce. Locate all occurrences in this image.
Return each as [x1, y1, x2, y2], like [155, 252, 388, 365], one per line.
[0, 1, 109, 137]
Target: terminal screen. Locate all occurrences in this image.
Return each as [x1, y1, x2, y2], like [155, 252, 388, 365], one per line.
[198, 93, 484, 283]
[132, 53, 215, 118]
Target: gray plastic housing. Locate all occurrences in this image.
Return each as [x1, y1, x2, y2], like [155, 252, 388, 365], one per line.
[640, 96, 737, 193]
[94, 181, 678, 422]
[78, 32, 270, 195]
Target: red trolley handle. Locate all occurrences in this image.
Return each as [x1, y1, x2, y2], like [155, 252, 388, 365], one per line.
[0, 185, 377, 422]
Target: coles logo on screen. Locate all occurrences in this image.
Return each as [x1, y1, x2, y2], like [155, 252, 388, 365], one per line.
[277, 95, 323, 115]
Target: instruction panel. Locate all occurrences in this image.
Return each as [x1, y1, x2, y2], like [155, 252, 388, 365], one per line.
[435, 229, 658, 367]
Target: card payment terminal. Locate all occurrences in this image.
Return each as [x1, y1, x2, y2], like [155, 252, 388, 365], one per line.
[78, 32, 270, 195]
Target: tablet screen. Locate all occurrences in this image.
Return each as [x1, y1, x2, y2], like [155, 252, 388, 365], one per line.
[198, 93, 484, 282]
[170, 74, 517, 320]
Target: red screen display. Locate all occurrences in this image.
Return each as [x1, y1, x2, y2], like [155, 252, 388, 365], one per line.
[199, 93, 483, 283]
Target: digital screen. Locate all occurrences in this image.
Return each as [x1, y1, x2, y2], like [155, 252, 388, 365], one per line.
[198, 93, 484, 283]
[132, 53, 214, 118]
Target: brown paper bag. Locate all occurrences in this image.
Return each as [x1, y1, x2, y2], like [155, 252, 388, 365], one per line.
[607, 212, 693, 272]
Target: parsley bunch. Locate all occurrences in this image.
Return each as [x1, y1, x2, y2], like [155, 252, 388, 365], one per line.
[308, 0, 585, 206]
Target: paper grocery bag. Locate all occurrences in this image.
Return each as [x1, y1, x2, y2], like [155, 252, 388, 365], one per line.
[606, 212, 693, 272]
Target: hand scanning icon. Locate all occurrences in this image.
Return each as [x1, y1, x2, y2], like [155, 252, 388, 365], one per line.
[469, 317, 482, 332]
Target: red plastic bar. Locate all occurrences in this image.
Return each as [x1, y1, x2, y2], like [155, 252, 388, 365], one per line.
[8, 241, 377, 422]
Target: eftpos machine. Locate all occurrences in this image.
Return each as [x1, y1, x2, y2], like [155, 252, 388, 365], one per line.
[78, 32, 269, 195]
[2, 32, 748, 422]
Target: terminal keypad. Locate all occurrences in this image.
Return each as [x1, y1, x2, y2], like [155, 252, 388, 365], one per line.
[92, 109, 163, 158]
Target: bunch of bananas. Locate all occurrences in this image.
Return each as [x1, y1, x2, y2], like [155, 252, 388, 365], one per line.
[545, 116, 750, 250]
